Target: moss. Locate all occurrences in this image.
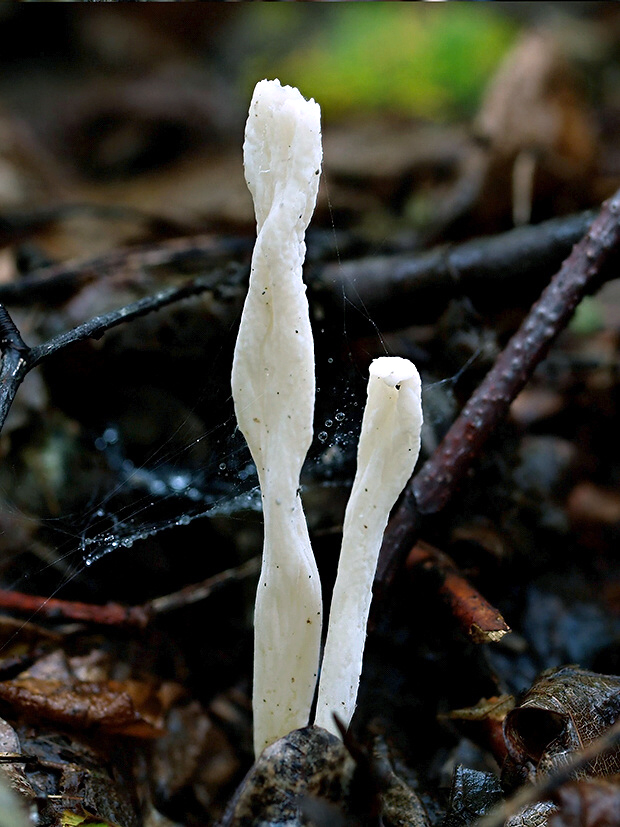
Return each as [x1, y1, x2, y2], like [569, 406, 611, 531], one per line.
[242, 5, 517, 122]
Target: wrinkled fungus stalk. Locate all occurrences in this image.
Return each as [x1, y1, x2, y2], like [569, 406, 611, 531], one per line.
[231, 79, 323, 757]
[315, 357, 423, 735]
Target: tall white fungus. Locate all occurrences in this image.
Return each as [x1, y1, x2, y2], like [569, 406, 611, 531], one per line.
[231, 79, 323, 757]
[315, 357, 423, 735]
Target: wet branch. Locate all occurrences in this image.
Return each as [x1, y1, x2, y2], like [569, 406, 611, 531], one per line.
[0, 307, 30, 431]
[375, 187, 620, 592]
[0, 556, 260, 629]
[0, 210, 595, 327]
[313, 209, 595, 328]
[0, 589, 151, 629]
[0, 234, 252, 305]
[0, 264, 244, 434]
[406, 541, 510, 642]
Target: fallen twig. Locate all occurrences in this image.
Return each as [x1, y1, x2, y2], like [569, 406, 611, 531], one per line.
[0, 589, 151, 629]
[406, 541, 509, 643]
[0, 263, 245, 434]
[147, 556, 260, 616]
[1, 210, 595, 329]
[0, 557, 260, 629]
[313, 208, 595, 328]
[376, 187, 620, 592]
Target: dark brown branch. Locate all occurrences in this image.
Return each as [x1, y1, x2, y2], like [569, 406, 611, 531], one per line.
[414, 195, 620, 515]
[312, 209, 595, 329]
[0, 234, 252, 305]
[0, 264, 244, 434]
[375, 187, 620, 592]
[0, 210, 594, 327]
[0, 589, 151, 629]
[0, 557, 260, 629]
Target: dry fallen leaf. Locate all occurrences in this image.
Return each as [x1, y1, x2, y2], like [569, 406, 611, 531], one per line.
[503, 666, 620, 785]
[549, 776, 620, 827]
[0, 650, 183, 738]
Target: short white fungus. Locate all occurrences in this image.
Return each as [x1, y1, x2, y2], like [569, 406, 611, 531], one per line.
[315, 356, 423, 735]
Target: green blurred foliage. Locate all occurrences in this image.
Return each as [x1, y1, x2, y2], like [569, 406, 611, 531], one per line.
[570, 296, 605, 335]
[242, 5, 518, 122]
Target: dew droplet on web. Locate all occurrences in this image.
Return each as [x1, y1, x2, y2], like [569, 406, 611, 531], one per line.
[238, 462, 256, 481]
[170, 474, 189, 492]
[103, 427, 119, 445]
[150, 479, 167, 496]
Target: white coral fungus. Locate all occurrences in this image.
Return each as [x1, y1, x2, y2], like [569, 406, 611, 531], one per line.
[231, 79, 323, 757]
[315, 357, 423, 734]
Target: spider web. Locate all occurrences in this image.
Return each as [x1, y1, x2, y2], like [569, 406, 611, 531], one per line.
[0, 220, 473, 629]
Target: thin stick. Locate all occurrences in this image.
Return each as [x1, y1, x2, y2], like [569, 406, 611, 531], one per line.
[376, 187, 620, 590]
[0, 557, 261, 629]
[148, 556, 260, 615]
[406, 541, 509, 643]
[0, 265, 243, 435]
[0, 589, 151, 629]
